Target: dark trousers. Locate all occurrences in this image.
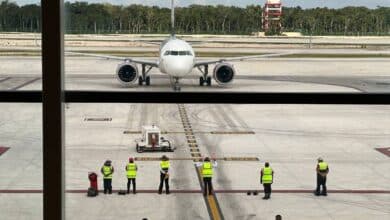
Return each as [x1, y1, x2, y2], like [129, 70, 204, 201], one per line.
[263, 183, 272, 198]
[127, 178, 136, 193]
[158, 172, 169, 194]
[203, 177, 213, 195]
[103, 179, 112, 194]
[315, 174, 327, 195]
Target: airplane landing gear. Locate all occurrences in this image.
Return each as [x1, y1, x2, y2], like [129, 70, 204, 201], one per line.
[199, 76, 211, 86]
[173, 77, 181, 92]
[139, 64, 152, 86]
[197, 65, 211, 87]
[145, 76, 151, 86]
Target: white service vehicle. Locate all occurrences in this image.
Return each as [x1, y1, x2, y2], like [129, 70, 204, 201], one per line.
[136, 125, 174, 153]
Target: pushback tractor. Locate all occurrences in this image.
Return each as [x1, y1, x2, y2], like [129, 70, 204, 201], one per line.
[135, 125, 175, 153]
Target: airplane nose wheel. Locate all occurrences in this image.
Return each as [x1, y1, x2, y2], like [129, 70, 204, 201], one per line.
[173, 77, 181, 92]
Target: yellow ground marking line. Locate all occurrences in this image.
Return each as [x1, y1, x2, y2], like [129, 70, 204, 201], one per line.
[196, 168, 222, 220]
[207, 195, 222, 220]
[178, 104, 224, 220]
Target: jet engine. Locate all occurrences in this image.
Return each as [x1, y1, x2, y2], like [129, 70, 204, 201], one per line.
[116, 62, 139, 85]
[213, 63, 236, 85]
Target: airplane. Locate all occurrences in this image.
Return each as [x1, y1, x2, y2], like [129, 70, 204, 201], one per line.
[70, 0, 293, 91]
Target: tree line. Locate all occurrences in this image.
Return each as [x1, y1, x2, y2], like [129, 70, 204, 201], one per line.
[1, 0, 389, 35]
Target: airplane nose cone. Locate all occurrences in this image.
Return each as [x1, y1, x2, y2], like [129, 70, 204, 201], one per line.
[167, 64, 191, 77]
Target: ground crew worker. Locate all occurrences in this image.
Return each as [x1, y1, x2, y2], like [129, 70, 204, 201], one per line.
[260, 162, 274, 200]
[100, 160, 114, 194]
[125, 157, 137, 194]
[196, 157, 218, 196]
[315, 157, 329, 196]
[158, 155, 170, 194]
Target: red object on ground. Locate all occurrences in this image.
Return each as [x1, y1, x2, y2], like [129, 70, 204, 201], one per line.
[375, 147, 390, 157]
[88, 172, 98, 191]
[0, 146, 10, 156]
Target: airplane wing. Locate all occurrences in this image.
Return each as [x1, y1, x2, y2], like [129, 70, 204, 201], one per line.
[194, 52, 295, 67]
[66, 51, 159, 67]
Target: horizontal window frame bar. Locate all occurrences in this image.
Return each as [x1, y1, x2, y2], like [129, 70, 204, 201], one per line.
[0, 91, 42, 102]
[1, 91, 390, 104]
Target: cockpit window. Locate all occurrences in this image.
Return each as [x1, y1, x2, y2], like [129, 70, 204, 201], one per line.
[164, 51, 192, 56]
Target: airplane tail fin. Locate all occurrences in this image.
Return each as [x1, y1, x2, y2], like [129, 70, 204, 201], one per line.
[170, 0, 175, 38]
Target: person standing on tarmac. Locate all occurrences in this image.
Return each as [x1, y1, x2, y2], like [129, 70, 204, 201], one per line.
[158, 155, 170, 194]
[196, 156, 218, 196]
[260, 162, 274, 200]
[100, 160, 114, 194]
[315, 157, 329, 196]
[125, 157, 137, 194]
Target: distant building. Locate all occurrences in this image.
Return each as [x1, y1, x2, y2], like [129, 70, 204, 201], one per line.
[262, 0, 282, 35]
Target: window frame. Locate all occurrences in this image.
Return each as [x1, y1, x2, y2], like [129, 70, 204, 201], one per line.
[0, 1, 389, 220]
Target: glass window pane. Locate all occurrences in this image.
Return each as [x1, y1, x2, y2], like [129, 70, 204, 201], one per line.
[0, 103, 42, 219]
[65, 103, 390, 219]
[63, 1, 390, 93]
[0, 1, 41, 91]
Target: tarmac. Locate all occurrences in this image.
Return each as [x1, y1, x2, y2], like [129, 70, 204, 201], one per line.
[1, 47, 390, 219]
[1, 55, 390, 92]
[1, 102, 390, 220]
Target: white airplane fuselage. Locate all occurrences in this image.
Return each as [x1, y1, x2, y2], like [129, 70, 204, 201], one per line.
[158, 38, 195, 78]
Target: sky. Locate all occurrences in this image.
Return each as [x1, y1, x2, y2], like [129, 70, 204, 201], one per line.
[10, 0, 390, 9]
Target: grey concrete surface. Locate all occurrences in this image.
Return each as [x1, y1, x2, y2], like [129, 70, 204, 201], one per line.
[1, 56, 390, 92]
[1, 103, 390, 219]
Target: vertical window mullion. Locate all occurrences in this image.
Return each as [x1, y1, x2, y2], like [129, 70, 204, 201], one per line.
[42, 0, 64, 220]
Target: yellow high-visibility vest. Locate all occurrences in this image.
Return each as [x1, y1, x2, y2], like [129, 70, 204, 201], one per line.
[202, 162, 213, 178]
[262, 167, 273, 184]
[102, 166, 113, 179]
[160, 161, 170, 169]
[126, 163, 137, 178]
[319, 162, 328, 171]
